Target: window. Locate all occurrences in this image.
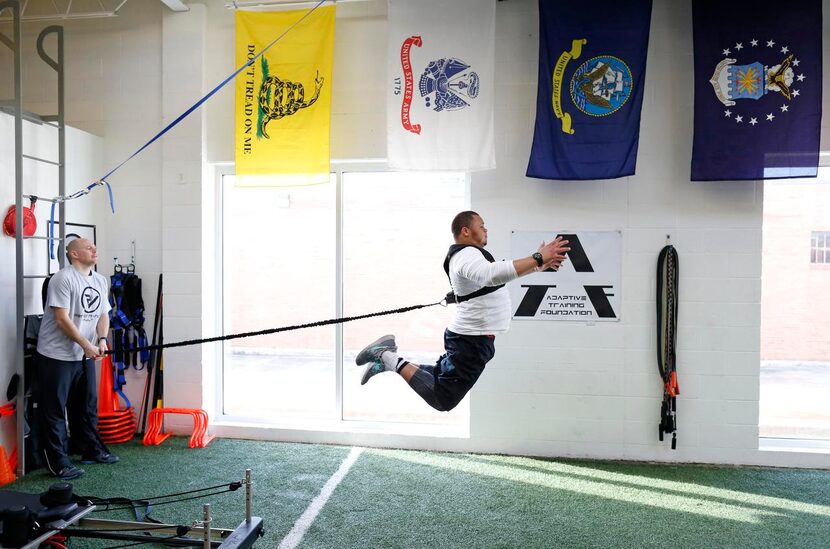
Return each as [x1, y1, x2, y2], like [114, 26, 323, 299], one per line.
[221, 176, 337, 422]
[810, 231, 830, 264]
[341, 171, 467, 425]
[761, 180, 830, 445]
[219, 166, 467, 430]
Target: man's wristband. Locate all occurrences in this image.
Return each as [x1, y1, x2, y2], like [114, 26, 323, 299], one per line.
[98, 337, 108, 344]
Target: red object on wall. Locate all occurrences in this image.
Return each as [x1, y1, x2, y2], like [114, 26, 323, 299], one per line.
[2, 197, 37, 237]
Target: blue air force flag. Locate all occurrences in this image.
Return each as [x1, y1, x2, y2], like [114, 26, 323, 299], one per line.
[691, 0, 822, 181]
[526, 0, 652, 180]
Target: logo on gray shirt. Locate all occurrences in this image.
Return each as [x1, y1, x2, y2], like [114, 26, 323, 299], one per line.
[81, 287, 101, 313]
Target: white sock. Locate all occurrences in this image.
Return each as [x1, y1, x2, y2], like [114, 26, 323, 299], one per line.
[380, 351, 407, 373]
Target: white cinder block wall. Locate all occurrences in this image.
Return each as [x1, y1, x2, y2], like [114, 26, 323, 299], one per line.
[159, 4, 206, 427]
[0, 113, 103, 451]
[2, 0, 828, 468]
[470, 1, 768, 463]
[0, 2, 165, 418]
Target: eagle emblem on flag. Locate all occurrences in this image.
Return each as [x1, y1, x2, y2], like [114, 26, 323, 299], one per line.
[706, 38, 805, 129]
[419, 57, 480, 112]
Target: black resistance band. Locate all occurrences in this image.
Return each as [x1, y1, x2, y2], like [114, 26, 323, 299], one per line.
[656, 244, 680, 449]
[104, 301, 443, 356]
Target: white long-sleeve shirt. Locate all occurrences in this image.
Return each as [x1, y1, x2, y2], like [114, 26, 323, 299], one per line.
[447, 246, 519, 335]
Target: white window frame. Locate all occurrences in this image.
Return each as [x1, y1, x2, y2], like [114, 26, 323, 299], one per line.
[211, 161, 472, 439]
[811, 231, 830, 264]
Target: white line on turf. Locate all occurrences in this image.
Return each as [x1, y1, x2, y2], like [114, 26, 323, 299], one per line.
[278, 446, 365, 549]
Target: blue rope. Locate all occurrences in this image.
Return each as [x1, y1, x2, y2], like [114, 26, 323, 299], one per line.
[47, 0, 329, 259]
[102, 0, 327, 181]
[49, 180, 114, 258]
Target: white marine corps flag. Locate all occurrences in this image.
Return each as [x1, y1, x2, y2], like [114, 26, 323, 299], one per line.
[386, 0, 496, 171]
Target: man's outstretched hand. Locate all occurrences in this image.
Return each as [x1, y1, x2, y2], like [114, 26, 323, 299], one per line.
[538, 236, 570, 271]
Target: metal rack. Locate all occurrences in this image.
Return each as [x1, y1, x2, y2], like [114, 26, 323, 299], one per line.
[0, 0, 67, 476]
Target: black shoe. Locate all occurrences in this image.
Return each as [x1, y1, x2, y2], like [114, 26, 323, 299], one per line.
[56, 465, 85, 480]
[81, 452, 119, 465]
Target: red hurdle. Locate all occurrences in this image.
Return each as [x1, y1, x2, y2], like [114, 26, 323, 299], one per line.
[142, 407, 215, 448]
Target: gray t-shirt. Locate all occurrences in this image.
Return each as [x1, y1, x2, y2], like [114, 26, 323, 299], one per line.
[37, 266, 112, 361]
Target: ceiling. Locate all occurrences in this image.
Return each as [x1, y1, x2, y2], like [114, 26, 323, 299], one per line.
[1, 1, 190, 22]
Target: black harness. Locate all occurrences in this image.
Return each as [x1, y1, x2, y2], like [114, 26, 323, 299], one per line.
[443, 244, 505, 304]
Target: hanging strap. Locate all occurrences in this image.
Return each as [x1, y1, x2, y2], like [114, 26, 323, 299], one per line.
[136, 328, 150, 370]
[656, 244, 679, 449]
[109, 272, 131, 330]
[109, 328, 131, 409]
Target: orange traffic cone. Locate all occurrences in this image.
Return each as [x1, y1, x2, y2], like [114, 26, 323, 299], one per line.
[97, 355, 136, 444]
[0, 446, 16, 486]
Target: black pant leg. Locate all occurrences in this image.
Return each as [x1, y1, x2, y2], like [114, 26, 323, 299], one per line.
[407, 330, 496, 412]
[405, 362, 447, 411]
[35, 354, 76, 473]
[67, 358, 108, 458]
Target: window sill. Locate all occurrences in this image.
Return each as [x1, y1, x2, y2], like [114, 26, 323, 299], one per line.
[759, 437, 830, 454]
[211, 415, 470, 440]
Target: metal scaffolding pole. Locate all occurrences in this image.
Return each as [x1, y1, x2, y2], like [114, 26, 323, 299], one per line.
[37, 25, 66, 269]
[0, 2, 67, 476]
[0, 0, 26, 478]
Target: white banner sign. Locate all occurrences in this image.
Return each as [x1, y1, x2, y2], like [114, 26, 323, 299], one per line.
[386, 0, 496, 171]
[510, 231, 622, 321]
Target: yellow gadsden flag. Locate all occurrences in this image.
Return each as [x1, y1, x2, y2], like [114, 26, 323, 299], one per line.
[235, 7, 335, 183]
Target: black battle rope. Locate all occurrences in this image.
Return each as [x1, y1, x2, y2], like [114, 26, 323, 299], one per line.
[104, 301, 443, 356]
[77, 481, 241, 523]
[90, 489, 238, 514]
[57, 531, 186, 549]
[83, 481, 242, 514]
[100, 534, 184, 549]
[62, 482, 245, 548]
[656, 245, 680, 449]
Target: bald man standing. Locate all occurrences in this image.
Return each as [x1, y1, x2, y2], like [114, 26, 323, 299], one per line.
[36, 238, 118, 480]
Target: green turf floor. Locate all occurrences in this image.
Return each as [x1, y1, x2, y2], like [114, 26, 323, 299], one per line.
[9, 438, 830, 548]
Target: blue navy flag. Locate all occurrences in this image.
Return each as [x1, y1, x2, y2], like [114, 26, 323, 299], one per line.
[526, 0, 652, 181]
[692, 0, 822, 181]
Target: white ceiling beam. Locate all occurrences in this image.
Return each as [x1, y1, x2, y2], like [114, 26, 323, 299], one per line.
[160, 0, 189, 12]
[225, 0, 364, 9]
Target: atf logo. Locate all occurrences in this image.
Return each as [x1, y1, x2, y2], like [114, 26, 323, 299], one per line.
[509, 231, 622, 322]
[81, 287, 102, 314]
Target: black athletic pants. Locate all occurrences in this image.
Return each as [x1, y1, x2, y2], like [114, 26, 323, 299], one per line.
[406, 329, 496, 412]
[35, 353, 108, 473]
